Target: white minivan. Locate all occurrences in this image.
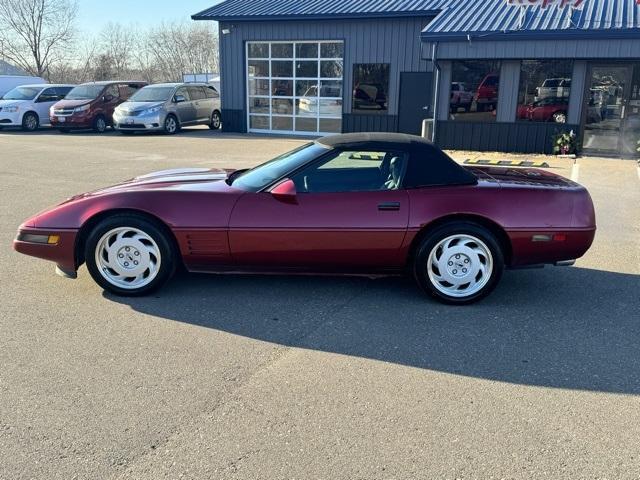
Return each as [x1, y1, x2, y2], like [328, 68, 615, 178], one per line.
[0, 84, 74, 131]
[0, 75, 46, 97]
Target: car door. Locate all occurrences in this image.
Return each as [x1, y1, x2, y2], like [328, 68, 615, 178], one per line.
[174, 87, 195, 124]
[33, 87, 59, 124]
[228, 149, 410, 269]
[102, 84, 120, 123]
[187, 86, 207, 122]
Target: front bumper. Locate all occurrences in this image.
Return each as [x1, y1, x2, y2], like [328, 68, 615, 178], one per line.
[0, 111, 22, 126]
[113, 112, 164, 131]
[50, 114, 93, 129]
[13, 227, 79, 276]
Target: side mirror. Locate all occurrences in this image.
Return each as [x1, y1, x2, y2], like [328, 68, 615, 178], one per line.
[270, 178, 297, 203]
[103, 95, 114, 103]
[174, 94, 186, 103]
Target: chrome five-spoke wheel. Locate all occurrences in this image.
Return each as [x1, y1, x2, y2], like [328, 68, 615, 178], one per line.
[94, 227, 162, 290]
[427, 234, 493, 298]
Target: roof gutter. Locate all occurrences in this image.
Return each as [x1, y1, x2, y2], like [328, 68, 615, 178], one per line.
[192, 9, 442, 22]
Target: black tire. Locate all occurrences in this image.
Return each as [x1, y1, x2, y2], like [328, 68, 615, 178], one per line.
[58, 128, 70, 133]
[22, 112, 39, 132]
[92, 115, 107, 133]
[413, 222, 504, 305]
[84, 214, 177, 296]
[164, 114, 179, 135]
[209, 110, 222, 130]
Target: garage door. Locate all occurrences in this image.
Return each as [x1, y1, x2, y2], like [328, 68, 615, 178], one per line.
[246, 41, 344, 135]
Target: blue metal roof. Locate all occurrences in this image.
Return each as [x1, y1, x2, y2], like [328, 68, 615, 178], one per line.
[422, 0, 640, 41]
[192, 0, 449, 21]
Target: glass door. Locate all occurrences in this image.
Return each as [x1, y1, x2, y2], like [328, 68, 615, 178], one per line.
[582, 65, 632, 156]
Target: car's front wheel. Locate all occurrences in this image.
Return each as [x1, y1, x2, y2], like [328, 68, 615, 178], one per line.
[22, 112, 39, 131]
[93, 115, 107, 133]
[413, 222, 504, 305]
[164, 115, 179, 135]
[85, 214, 177, 296]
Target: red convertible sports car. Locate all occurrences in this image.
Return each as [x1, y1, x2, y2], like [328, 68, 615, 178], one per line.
[13, 133, 596, 304]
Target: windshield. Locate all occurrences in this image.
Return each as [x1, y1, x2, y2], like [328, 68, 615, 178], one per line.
[66, 84, 104, 100]
[129, 86, 174, 103]
[231, 143, 327, 191]
[2, 86, 42, 101]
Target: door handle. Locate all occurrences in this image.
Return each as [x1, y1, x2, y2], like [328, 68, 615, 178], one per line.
[378, 202, 401, 211]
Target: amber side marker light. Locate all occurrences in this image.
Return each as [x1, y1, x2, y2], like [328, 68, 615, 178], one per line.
[17, 233, 60, 245]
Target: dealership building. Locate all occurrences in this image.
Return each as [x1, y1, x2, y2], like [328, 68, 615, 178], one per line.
[193, 0, 640, 157]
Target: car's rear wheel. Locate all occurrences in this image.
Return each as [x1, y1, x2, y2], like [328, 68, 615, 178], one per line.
[413, 222, 504, 305]
[85, 214, 177, 296]
[164, 115, 179, 135]
[209, 110, 221, 130]
[93, 115, 107, 133]
[22, 112, 39, 132]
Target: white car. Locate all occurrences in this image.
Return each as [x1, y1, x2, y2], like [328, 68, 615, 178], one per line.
[0, 75, 46, 97]
[297, 85, 343, 116]
[0, 84, 74, 131]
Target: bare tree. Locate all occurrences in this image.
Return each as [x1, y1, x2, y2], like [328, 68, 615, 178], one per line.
[100, 22, 135, 78]
[0, 0, 78, 79]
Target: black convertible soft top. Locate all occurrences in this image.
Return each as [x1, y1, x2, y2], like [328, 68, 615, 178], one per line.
[317, 133, 477, 188]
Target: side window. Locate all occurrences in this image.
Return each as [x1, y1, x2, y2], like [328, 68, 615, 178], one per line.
[37, 88, 58, 102]
[204, 86, 219, 98]
[56, 87, 73, 99]
[120, 83, 142, 100]
[104, 85, 119, 100]
[291, 150, 407, 193]
[188, 86, 206, 101]
[175, 87, 190, 101]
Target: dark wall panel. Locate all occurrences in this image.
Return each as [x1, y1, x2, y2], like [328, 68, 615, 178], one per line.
[221, 109, 246, 133]
[435, 121, 579, 154]
[343, 114, 398, 133]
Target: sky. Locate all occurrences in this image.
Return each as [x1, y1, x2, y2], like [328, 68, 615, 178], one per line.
[77, 0, 222, 33]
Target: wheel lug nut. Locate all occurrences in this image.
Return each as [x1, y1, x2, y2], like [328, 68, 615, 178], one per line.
[134, 251, 139, 256]
[125, 247, 130, 252]
[134, 261, 138, 265]
[118, 254, 124, 258]
[453, 269, 458, 274]
[448, 261, 453, 266]
[464, 259, 469, 263]
[124, 262, 129, 267]
[462, 268, 467, 273]
[455, 254, 460, 259]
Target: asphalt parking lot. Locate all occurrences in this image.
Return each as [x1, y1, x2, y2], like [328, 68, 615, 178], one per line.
[1, 127, 639, 479]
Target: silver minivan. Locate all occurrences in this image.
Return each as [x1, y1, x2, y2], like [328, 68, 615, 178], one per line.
[113, 82, 221, 134]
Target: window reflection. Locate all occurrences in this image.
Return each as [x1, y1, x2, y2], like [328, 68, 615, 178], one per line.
[450, 61, 500, 122]
[517, 60, 572, 123]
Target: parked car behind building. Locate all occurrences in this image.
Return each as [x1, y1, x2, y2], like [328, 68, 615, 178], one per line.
[450, 82, 474, 113]
[113, 83, 221, 135]
[50, 81, 146, 133]
[0, 84, 74, 131]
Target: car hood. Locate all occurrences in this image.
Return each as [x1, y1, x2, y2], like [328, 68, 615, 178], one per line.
[81, 167, 234, 197]
[0, 99, 26, 108]
[53, 99, 94, 109]
[118, 101, 165, 113]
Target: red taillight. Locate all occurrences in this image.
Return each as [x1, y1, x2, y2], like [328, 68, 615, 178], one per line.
[553, 234, 567, 242]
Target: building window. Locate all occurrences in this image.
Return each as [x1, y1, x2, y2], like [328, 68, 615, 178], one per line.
[352, 64, 390, 114]
[450, 61, 501, 122]
[517, 60, 573, 124]
[246, 41, 344, 135]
